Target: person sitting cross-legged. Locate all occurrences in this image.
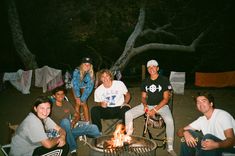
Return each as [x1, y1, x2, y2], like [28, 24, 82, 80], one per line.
[178, 91, 235, 156]
[50, 86, 101, 156]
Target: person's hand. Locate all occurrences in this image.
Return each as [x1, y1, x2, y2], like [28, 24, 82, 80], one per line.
[183, 131, 198, 147]
[145, 106, 155, 117]
[144, 106, 149, 113]
[201, 139, 219, 150]
[148, 109, 157, 117]
[100, 102, 108, 108]
[70, 120, 76, 128]
[57, 136, 66, 147]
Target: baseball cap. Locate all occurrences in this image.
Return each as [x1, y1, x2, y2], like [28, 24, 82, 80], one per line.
[147, 59, 159, 67]
[81, 57, 93, 64]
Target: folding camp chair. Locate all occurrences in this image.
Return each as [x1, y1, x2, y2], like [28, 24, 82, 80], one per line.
[0, 123, 18, 156]
[1, 144, 10, 156]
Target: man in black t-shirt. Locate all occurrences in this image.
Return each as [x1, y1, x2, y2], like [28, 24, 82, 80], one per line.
[125, 59, 177, 156]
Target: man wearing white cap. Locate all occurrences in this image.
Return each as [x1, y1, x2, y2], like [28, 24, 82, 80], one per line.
[125, 59, 177, 156]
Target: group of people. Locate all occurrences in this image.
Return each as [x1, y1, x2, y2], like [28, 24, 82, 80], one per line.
[9, 57, 235, 156]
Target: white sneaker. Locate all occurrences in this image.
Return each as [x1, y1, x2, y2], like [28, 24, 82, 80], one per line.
[167, 149, 177, 156]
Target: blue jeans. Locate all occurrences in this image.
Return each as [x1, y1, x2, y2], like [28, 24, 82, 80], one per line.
[60, 118, 101, 152]
[180, 130, 235, 156]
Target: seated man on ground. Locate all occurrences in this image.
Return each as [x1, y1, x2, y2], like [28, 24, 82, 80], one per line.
[91, 69, 131, 133]
[178, 91, 235, 156]
[50, 86, 100, 156]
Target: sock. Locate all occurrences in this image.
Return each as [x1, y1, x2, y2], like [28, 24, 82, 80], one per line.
[167, 145, 173, 151]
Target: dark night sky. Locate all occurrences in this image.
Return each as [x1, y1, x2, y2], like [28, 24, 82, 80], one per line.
[1, 0, 235, 78]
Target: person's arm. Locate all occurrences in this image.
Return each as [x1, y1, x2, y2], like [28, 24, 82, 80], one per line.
[56, 126, 66, 147]
[217, 128, 235, 148]
[177, 125, 194, 137]
[124, 91, 131, 104]
[141, 92, 148, 112]
[121, 91, 131, 108]
[148, 90, 170, 116]
[40, 125, 66, 148]
[71, 111, 80, 128]
[178, 125, 198, 148]
[201, 128, 235, 150]
[98, 101, 108, 108]
[54, 125, 66, 147]
[153, 90, 170, 112]
[40, 137, 59, 148]
[72, 69, 81, 99]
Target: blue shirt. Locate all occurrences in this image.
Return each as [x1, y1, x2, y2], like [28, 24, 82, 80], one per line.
[72, 69, 94, 102]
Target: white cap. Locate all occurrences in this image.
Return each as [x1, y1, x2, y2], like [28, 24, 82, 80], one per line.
[147, 60, 159, 67]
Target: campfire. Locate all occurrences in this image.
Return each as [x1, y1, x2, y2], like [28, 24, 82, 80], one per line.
[104, 124, 131, 148]
[87, 124, 157, 156]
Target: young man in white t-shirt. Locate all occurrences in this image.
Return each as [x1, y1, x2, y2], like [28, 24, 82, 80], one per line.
[178, 92, 235, 156]
[91, 69, 131, 132]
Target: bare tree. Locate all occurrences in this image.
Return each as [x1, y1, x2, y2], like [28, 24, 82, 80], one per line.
[110, 7, 205, 74]
[6, 0, 37, 70]
[5, 0, 232, 73]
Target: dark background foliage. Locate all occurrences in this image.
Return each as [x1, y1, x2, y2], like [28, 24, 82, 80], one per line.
[1, 0, 235, 81]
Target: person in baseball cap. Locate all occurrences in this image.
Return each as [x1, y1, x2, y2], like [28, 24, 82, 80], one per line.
[71, 56, 95, 123]
[147, 59, 159, 67]
[125, 59, 177, 156]
[81, 57, 93, 64]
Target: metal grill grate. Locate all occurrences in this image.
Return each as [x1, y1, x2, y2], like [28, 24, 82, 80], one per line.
[103, 146, 154, 156]
[88, 135, 157, 156]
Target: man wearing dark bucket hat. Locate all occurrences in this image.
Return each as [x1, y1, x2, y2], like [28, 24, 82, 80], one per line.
[71, 57, 95, 123]
[125, 59, 177, 156]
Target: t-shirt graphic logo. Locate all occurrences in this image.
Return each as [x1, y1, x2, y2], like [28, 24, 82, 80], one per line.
[145, 84, 162, 93]
[105, 95, 116, 106]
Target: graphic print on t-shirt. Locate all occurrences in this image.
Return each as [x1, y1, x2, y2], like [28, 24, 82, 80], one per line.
[145, 84, 162, 93]
[105, 95, 116, 106]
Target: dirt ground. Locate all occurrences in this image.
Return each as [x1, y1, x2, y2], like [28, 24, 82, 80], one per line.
[0, 83, 235, 156]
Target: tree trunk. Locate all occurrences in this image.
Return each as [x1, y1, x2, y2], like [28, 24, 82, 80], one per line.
[111, 7, 205, 75]
[6, 0, 38, 70]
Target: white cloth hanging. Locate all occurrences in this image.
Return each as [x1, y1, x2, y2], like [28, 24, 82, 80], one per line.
[3, 69, 32, 94]
[35, 66, 63, 93]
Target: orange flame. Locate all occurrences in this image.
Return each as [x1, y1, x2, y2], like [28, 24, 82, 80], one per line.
[109, 124, 131, 147]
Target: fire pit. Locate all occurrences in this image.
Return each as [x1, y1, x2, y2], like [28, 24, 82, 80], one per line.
[88, 135, 157, 156]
